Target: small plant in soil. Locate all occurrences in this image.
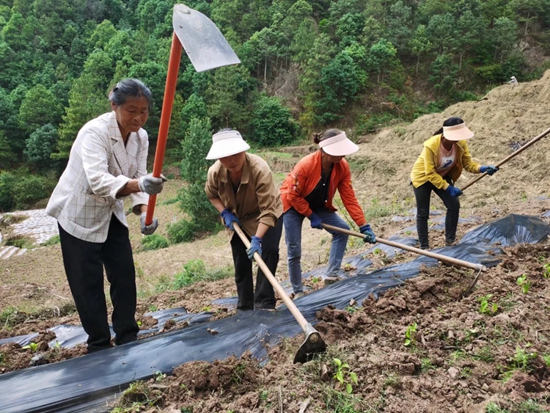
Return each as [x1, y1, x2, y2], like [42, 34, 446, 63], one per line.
[543, 262, 550, 279]
[333, 358, 358, 394]
[404, 322, 417, 347]
[511, 345, 537, 371]
[516, 274, 531, 294]
[22, 342, 38, 352]
[421, 358, 436, 372]
[478, 294, 498, 315]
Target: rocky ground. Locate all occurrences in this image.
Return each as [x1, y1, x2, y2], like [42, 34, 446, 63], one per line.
[1, 74, 550, 412]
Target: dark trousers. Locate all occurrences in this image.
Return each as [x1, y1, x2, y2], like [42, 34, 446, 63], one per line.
[230, 219, 283, 310]
[413, 179, 460, 249]
[58, 217, 139, 352]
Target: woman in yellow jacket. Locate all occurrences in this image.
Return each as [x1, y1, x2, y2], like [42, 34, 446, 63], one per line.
[410, 117, 498, 250]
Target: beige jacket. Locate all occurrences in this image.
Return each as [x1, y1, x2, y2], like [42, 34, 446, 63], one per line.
[205, 153, 282, 237]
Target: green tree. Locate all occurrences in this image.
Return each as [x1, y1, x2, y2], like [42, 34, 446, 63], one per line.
[409, 25, 433, 74]
[24, 123, 58, 170]
[429, 53, 459, 96]
[367, 38, 399, 84]
[169, 118, 220, 243]
[19, 84, 63, 134]
[387, 1, 413, 55]
[492, 17, 518, 62]
[315, 50, 365, 124]
[180, 93, 208, 135]
[206, 65, 253, 131]
[249, 94, 298, 146]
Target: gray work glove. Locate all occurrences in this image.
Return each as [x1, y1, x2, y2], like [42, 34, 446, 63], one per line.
[138, 174, 167, 195]
[140, 212, 159, 235]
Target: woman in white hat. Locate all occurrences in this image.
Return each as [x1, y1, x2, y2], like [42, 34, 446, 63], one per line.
[410, 117, 498, 250]
[204, 129, 283, 311]
[280, 129, 376, 295]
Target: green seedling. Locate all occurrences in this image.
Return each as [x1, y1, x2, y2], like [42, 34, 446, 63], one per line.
[404, 322, 417, 347]
[543, 263, 550, 279]
[333, 358, 358, 394]
[345, 305, 359, 314]
[516, 274, 530, 294]
[311, 276, 321, 284]
[511, 345, 537, 371]
[478, 294, 498, 315]
[154, 372, 166, 382]
[22, 342, 38, 352]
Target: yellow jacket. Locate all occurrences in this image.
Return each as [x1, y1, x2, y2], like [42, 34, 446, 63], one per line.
[410, 134, 481, 189]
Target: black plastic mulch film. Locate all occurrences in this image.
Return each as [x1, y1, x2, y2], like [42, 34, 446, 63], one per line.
[0, 214, 548, 412]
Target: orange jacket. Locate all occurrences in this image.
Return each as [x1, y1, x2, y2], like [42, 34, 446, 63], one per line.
[280, 151, 367, 226]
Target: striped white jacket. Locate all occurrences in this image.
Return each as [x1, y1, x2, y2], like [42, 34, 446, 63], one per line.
[46, 111, 149, 242]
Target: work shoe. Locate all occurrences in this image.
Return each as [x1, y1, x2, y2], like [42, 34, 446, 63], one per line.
[292, 292, 304, 300]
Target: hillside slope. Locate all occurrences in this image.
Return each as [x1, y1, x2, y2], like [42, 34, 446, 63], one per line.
[354, 70, 550, 210]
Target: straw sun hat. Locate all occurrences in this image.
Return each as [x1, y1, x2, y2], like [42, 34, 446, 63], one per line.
[206, 130, 250, 160]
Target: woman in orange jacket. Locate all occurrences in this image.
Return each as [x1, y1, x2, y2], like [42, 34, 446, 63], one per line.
[280, 129, 376, 295]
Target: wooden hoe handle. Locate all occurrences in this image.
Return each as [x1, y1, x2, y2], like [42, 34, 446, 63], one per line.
[322, 224, 487, 272]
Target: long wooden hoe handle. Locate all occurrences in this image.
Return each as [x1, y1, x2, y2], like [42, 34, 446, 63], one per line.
[322, 224, 487, 272]
[461, 126, 550, 191]
[145, 32, 183, 225]
[232, 223, 310, 331]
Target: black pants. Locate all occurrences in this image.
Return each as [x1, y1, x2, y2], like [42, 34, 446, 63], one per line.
[58, 217, 139, 352]
[230, 219, 283, 310]
[413, 179, 460, 249]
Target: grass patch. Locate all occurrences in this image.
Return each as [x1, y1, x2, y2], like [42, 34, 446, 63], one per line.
[41, 235, 60, 246]
[155, 259, 233, 292]
[139, 234, 169, 251]
[3, 235, 35, 249]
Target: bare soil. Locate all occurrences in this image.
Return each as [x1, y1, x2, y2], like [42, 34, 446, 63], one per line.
[1, 73, 550, 412]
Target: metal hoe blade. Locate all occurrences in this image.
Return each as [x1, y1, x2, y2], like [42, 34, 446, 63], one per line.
[173, 4, 241, 72]
[294, 323, 327, 364]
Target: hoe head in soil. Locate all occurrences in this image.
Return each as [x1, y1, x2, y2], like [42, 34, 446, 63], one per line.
[294, 324, 327, 363]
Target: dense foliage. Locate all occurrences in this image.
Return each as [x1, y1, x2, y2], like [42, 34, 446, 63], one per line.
[1, 0, 550, 212]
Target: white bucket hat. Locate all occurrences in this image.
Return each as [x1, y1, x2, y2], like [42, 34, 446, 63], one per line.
[318, 132, 359, 156]
[442, 123, 474, 141]
[206, 130, 250, 160]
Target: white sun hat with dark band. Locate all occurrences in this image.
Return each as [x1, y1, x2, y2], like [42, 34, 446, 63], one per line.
[318, 132, 359, 156]
[206, 129, 250, 159]
[442, 122, 474, 141]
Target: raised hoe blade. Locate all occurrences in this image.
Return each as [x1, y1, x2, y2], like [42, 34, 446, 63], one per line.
[173, 4, 241, 73]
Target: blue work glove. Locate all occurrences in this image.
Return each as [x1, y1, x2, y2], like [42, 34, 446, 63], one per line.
[359, 224, 376, 244]
[140, 212, 159, 235]
[138, 174, 167, 195]
[308, 212, 323, 229]
[445, 185, 463, 197]
[480, 166, 499, 176]
[246, 236, 262, 261]
[220, 209, 240, 230]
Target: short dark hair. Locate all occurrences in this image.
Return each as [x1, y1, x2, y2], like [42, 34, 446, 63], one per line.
[434, 117, 464, 136]
[109, 79, 152, 109]
[313, 128, 343, 145]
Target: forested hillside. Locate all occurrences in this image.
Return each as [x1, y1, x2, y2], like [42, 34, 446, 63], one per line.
[1, 0, 550, 213]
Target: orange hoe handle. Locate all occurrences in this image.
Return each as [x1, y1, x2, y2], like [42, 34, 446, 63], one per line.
[145, 32, 183, 225]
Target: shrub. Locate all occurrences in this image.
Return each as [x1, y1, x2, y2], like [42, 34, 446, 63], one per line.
[249, 94, 298, 146]
[0, 171, 16, 212]
[13, 174, 53, 210]
[140, 234, 169, 251]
